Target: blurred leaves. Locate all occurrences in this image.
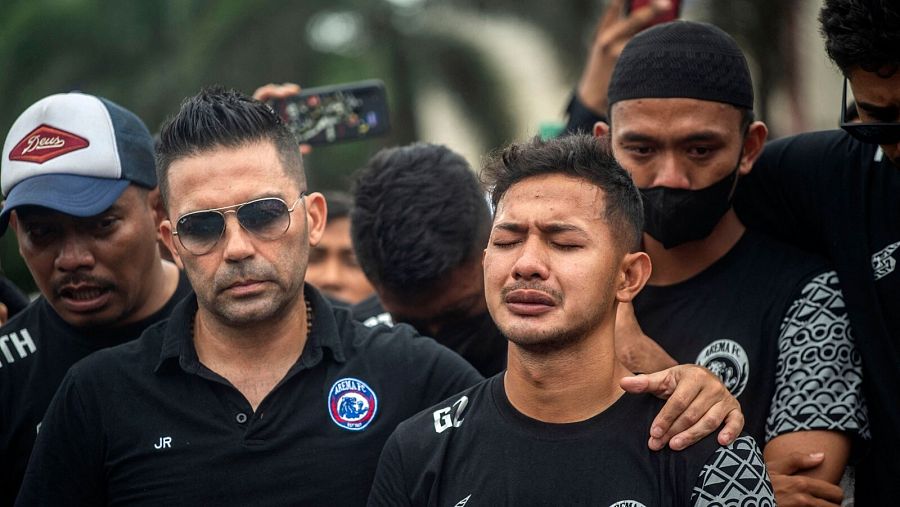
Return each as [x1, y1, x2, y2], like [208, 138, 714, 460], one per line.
[1, 0, 794, 293]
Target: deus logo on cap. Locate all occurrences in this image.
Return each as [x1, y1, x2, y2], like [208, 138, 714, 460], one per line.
[8, 124, 89, 164]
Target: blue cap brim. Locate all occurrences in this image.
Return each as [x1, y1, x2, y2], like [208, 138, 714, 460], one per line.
[0, 174, 130, 236]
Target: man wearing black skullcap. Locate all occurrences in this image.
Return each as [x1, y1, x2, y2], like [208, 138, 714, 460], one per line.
[732, 2, 900, 503]
[593, 21, 867, 507]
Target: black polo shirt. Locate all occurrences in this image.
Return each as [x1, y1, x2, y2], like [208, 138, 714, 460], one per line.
[16, 285, 482, 506]
[0, 272, 191, 507]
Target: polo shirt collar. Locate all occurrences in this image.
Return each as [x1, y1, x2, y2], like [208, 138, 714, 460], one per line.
[154, 284, 346, 374]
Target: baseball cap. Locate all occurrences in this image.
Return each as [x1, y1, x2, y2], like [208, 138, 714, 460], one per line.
[0, 92, 156, 235]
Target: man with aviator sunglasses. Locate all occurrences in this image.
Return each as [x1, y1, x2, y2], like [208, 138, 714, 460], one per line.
[733, 0, 900, 503]
[16, 87, 485, 506]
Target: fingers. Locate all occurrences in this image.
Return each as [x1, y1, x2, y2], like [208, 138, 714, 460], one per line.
[770, 472, 843, 507]
[659, 387, 736, 450]
[767, 451, 826, 475]
[717, 407, 743, 446]
[597, 0, 626, 35]
[638, 365, 743, 451]
[619, 374, 651, 394]
[620, 369, 677, 398]
[252, 82, 302, 102]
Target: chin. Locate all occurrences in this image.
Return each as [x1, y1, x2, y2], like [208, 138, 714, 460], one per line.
[503, 326, 586, 354]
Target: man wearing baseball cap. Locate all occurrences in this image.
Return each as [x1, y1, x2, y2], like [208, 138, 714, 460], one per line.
[0, 92, 191, 505]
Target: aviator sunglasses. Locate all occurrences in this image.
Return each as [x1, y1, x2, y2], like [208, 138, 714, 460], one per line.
[840, 77, 900, 145]
[173, 194, 305, 255]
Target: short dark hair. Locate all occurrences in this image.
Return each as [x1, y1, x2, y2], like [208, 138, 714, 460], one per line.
[482, 134, 643, 251]
[351, 143, 491, 296]
[155, 86, 304, 207]
[323, 190, 352, 222]
[820, 0, 900, 77]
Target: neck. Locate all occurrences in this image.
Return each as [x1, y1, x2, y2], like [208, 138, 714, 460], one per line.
[504, 316, 631, 423]
[121, 259, 180, 326]
[193, 294, 310, 371]
[645, 209, 745, 286]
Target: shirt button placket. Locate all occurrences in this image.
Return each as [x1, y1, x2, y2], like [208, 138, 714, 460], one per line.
[235, 412, 248, 424]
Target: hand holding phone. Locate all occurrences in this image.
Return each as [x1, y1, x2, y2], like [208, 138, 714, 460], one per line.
[266, 80, 390, 146]
[625, 0, 681, 27]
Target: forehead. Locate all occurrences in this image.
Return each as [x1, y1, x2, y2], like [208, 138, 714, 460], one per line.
[494, 174, 605, 226]
[166, 141, 298, 212]
[15, 185, 144, 222]
[610, 98, 743, 138]
[848, 68, 900, 106]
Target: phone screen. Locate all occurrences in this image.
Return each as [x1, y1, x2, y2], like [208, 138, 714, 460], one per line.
[626, 0, 681, 25]
[269, 80, 390, 146]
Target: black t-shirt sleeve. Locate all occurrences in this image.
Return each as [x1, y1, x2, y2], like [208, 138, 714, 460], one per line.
[367, 430, 412, 507]
[689, 436, 775, 506]
[15, 369, 105, 506]
[564, 91, 607, 135]
[767, 270, 869, 442]
[735, 132, 838, 253]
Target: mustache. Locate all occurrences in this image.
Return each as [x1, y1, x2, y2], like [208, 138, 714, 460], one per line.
[52, 273, 116, 294]
[500, 280, 563, 304]
[213, 261, 278, 291]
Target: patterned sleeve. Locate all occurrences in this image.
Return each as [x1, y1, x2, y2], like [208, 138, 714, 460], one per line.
[766, 270, 869, 442]
[690, 436, 775, 506]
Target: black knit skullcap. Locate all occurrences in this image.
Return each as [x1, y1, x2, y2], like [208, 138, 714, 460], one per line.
[608, 21, 753, 109]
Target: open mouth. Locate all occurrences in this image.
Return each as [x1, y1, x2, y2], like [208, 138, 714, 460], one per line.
[57, 285, 112, 312]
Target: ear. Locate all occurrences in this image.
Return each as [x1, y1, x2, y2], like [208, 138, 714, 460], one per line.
[616, 251, 651, 303]
[146, 187, 167, 228]
[593, 121, 611, 139]
[305, 192, 327, 247]
[738, 121, 768, 176]
[159, 219, 184, 270]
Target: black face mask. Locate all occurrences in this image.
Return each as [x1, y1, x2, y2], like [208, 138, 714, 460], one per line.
[640, 163, 740, 249]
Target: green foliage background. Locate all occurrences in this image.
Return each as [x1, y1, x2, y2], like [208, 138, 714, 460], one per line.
[0, 0, 791, 294]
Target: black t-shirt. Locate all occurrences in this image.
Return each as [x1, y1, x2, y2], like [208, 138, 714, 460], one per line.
[633, 230, 867, 445]
[734, 130, 899, 503]
[0, 272, 191, 507]
[368, 374, 775, 506]
[15, 285, 483, 507]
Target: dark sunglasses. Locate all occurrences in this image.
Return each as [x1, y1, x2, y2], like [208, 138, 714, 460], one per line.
[174, 195, 305, 255]
[840, 77, 900, 145]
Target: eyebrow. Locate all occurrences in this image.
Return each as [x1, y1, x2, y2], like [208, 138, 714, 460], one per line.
[617, 131, 727, 144]
[494, 222, 588, 235]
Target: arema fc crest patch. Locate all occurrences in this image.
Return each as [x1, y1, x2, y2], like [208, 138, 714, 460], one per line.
[696, 339, 750, 397]
[328, 377, 378, 431]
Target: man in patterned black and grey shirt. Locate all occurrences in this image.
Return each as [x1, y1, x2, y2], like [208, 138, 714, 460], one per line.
[367, 134, 774, 506]
[593, 21, 867, 506]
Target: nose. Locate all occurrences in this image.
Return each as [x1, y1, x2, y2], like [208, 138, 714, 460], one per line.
[54, 232, 96, 272]
[220, 212, 255, 261]
[651, 153, 690, 189]
[512, 237, 550, 281]
[319, 257, 344, 289]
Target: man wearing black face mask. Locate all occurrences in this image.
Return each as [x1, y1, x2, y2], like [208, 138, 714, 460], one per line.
[593, 21, 868, 507]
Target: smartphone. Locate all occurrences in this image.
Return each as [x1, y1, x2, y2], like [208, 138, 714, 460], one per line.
[625, 0, 682, 26]
[268, 80, 390, 146]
